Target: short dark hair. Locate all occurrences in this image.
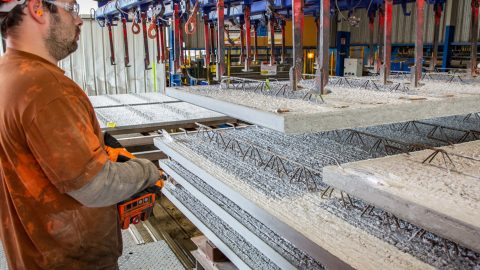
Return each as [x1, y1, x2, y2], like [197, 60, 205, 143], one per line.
[1, 1, 58, 38]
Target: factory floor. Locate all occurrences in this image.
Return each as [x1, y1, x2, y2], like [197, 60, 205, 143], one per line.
[0, 195, 202, 270]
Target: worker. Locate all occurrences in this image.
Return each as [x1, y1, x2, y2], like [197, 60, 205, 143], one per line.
[0, 1, 161, 269]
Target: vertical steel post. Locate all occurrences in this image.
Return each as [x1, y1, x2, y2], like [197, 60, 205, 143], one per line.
[414, 0, 425, 87]
[471, 0, 479, 76]
[210, 23, 216, 62]
[382, 0, 392, 85]
[269, 16, 276, 65]
[253, 23, 259, 63]
[160, 23, 166, 63]
[239, 20, 245, 65]
[155, 20, 161, 64]
[376, 6, 384, 73]
[216, 0, 225, 81]
[430, 4, 443, 70]
[368, 13, 375, 66]
[316, 0, 330, 94]
[244, 5, 252, 71]
[315, 16, 320, 64]
[173, 3, 180, 72]
[291, 0, 304, 91]
[179, 20, 184, 66]
[203, 15, 210, 69]
[281, 21, 286, 64]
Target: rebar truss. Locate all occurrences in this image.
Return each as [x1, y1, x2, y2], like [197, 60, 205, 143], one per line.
[192, 123, 344, 191]
[220, 76, 290, 95]
[400, 120, 480, 145]
[324, 128, 424, 157]
[220, 76, 325, 103]
[324, 123, 480, 176]
[421, 72, 468, 83]
[464, 112, 480, 123]
[329, 76, 411, 92]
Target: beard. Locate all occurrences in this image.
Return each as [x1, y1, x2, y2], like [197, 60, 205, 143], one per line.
[45, 13, 80, 61]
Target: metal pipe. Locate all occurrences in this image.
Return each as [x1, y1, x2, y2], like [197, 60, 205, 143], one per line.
[382, 1, 393, 84]
[173, 3, 180, 72]
[203, 15, 210, 69]
[316, 0, 330, 94]
[471, 0, 479, 76]
[414, 0, 425, 87]
[244, 5, 252, 71]
[376, 7, 384, 73]
[269, 16, 276, 65]
[291, 0, 304, 91]
[217, 0, 226, 81]
[430, 4, 443, 70]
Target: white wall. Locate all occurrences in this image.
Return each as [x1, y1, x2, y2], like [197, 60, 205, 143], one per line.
[59, 16, 166, 96]
[79, 0, 99, 16]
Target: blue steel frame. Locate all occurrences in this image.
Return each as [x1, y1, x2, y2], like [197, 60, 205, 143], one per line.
[94, 0, 448, 83]
[96, 0, 446, 22]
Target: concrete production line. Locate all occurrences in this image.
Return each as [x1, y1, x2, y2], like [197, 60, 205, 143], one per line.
[0, 0, 479, 269]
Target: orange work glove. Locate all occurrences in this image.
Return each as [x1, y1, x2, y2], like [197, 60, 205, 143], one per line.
[104, 146, 136, 162]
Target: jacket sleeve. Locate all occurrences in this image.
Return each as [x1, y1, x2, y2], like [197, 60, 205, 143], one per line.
[67, 158, 160, 207]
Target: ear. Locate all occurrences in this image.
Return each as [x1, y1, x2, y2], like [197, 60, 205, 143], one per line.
[27, 0, 47, 24]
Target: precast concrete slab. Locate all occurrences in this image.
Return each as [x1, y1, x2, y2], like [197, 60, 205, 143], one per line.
[323, 140, 480, 253]
[165, 84, 480, 133]
[154, 127, 480, 270]
[89, 92, 179, 108]
[93, 101, 232, 134]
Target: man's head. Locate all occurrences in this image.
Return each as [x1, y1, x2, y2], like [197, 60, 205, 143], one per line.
[1, 0, 83, 61]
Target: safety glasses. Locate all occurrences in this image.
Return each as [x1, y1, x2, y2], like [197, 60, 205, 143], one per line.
[42, 0, 80, 18]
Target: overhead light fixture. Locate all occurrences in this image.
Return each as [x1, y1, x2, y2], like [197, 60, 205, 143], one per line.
[347, 15, 361, 27]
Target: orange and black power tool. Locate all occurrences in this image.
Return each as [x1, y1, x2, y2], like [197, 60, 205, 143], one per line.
[104, 132, 165, 230]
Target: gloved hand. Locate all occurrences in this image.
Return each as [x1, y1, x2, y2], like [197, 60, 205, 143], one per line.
[103, 132, 136, 162]
[104, 146, 136, 162]
[144, 171, 166, 196]
[103, 132, 164, 193]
